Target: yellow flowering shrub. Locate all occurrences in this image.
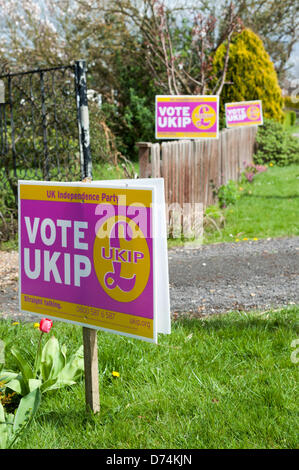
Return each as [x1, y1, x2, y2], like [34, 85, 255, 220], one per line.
[214, 29, 284, 122]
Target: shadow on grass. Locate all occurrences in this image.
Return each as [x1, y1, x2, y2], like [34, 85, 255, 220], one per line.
[248, 195, 299, 199]
[37, 399, 122, 430]
[172, 307, 299, 333]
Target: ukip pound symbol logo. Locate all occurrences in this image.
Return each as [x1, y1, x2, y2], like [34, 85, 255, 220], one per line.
[93, 216, 150, 303]
[192, 104, 216, 130]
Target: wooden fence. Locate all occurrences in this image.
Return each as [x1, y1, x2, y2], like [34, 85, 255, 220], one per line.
[137, 126, 257, 238]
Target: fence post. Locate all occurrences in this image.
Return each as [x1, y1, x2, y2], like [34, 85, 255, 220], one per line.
[75, 60, 92, 180]
[136, 142, 152, 178]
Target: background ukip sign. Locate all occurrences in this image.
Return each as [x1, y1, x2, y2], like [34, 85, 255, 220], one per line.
[225, 100, 263, 128]
[155, 95, 219, 139]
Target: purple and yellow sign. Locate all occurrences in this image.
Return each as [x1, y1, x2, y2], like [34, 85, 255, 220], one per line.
[18, 181, 160, 342]
[225, 100, 263, 128]
[155, 95, 219, 139]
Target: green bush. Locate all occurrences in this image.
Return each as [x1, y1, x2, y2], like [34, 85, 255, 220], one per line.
[290, 111, 297, 126]
[253, 119, 299, 166]
[217, 180, 240, 208]
[284, 110, 297, 128]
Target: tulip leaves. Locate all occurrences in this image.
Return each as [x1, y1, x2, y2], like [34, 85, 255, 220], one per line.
[1, 335, 84, 396]
[0, 388, 41, 449]
[10, 345, 34, 381]
[0, 334, 84, 449]
[40, 336, 66, 384]
[39, 336, 84, 392]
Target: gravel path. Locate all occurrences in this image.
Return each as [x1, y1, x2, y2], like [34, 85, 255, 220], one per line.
[169, 236, 299, 318]
[0, 236, 298, 322]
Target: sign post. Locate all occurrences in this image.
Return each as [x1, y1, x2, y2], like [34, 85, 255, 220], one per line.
[83, 326, 100, 413]
[81, 177, 100, 414]
[18, 179, 170, 413]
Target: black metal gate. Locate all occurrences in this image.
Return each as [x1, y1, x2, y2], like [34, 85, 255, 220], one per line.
[0, 61, 91, 242]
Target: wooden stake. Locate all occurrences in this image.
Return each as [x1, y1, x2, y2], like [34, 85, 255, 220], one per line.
[81, 178, 99, 413]
[82, 327, 100, 413]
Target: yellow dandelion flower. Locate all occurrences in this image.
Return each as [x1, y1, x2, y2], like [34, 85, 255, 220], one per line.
[12, 322, 19, 326]
[33, 323, 40, 329]
[235, 238, 240, 242]
[243, 238, 248, 241]
[112, 371, 120, 378]
[269, 163, 273, 167]
[253, 237, 258, 241]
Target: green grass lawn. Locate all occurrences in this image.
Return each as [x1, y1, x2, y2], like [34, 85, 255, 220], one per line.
[0, 306, 298, 449]
[201, 164, 299, 246]
[167, 164, 299, 249]
[92, 161, 139, 180]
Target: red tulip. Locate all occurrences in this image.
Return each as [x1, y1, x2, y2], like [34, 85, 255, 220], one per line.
[39, 318, 53, 333]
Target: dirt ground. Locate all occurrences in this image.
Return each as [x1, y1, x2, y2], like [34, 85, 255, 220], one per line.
[0, 236, 298, 322]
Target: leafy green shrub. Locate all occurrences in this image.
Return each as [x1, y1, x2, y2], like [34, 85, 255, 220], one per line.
[284, 110, 297, 128]
[217, 180, 240, 208]
[253, 119, 299, 166]
[102, 88, 155, 161]
[290, 111, 297, 126]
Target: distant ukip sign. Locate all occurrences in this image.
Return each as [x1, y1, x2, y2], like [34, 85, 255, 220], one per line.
[155, 95, 219, 139]
[225, 100, 263, 128]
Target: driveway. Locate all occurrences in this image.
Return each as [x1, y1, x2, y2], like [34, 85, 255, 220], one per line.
[0, 236, 298, 322]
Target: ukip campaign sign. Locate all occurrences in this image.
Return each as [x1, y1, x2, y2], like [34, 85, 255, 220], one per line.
[155, 95, 219, 139]
[18, 179, 170, 343]
[225, 100, 263, 128]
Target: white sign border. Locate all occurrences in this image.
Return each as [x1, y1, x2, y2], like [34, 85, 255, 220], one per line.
[225, 100, 263, 128]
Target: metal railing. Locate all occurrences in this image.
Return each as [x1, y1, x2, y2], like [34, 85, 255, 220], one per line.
[0, 60, 91, 241]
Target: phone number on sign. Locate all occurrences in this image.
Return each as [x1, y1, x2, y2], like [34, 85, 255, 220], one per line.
[76, 305, 115, 320]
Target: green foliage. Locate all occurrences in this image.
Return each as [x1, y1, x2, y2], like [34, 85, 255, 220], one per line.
[200, 164, 299, 245]
[290, 111, 297, 126]
[284, 110, 297, 128]
[0, 335, 84, 396]
[102, 87, 156, 160]
[123, 88, 155, 151]
[217, 180, 240, 208]
[0, 307, 298, 449]
[284, 96, 299, 110]
[204, 205, 223, 219]
[253, 119, 299, 166]
[0, 388, 41, 449]
[214, 29, 284, 123]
